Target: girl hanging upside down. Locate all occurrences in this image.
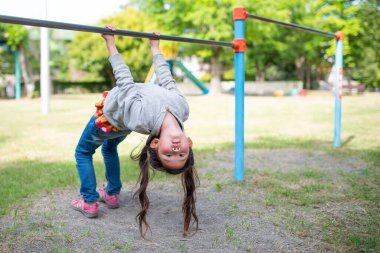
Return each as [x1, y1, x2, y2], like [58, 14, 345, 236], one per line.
[70, 25, 199, 238]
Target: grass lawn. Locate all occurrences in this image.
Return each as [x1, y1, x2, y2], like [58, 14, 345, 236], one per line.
[0, 91, 379, 251]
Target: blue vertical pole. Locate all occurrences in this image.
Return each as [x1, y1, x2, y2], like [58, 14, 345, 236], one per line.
[233, 7, 247, 181]
[333, 31, 344, 148]
[14, 49, 21, 100]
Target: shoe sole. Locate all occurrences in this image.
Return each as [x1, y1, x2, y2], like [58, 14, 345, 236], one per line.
[70, 205, 98, 218]
[99, 198, 119, 209]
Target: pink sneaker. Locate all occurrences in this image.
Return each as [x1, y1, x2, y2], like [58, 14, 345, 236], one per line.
[70, 198, 99, 218]
[99, 185, 119, 209]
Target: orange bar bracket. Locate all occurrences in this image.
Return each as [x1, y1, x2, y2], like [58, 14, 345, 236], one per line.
[233, 38, 246, 52]
[335, 31, 344, 41]
[234, 7, 247, 20]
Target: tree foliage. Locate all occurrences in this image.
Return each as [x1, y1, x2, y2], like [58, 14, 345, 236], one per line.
[66, 0, 379, 89]
[243, 0, 363, 88]
[132, 0, 376, 89]
[68, 7, 161, 83]
[0, 24, 35, 98]
[3, 0, 378, 94]
[0, 24, 28, 50]
[348, 0, 379, 88]
[132, 0, 236, 93]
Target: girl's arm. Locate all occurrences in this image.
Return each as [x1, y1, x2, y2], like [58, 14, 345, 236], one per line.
[149, 32, 179, 92]
[153, 54, 179, 92]
[102, 25, 119, 57]
[109, 54, 135, 89]
[102, 25, 135, 88]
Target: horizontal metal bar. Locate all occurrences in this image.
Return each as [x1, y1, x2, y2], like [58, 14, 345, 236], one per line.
[247, 13, 335, 38]
[0, 15, 234, 48]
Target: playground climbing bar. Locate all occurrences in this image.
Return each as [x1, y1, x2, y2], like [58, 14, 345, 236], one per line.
[245, 10, 343, 149]
[246, 14, 336, 38]
[233, 7, 246, 182]
[0, 15, 234, 48]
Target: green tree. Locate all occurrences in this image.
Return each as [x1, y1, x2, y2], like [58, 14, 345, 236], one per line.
[311, 0, 361, 88]
[245, 0, 361, 88]
[68, 7, 160, 83]
[135, 0, 363, 90]
[348, 0, 379, 88]
[67, 1, 376, 92]
[0, 24, 35, 98]
[243, 0, 289, 81]
[133, 0, 236, 94]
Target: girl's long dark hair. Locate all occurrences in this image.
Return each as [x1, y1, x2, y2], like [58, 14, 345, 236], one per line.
[130, 140, 199, 238]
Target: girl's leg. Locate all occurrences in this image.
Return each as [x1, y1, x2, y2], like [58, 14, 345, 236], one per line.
[101, 134, 128, 195]
[75, 116, 104, 203]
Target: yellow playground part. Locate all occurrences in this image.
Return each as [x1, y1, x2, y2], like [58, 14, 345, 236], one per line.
[145, 64, 155, 83]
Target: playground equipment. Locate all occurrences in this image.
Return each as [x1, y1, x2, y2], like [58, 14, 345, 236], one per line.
[0, 7, 344, 182]
[146, 59, 209, 95]
[233, 8, 344, 181]
[0, 41, 21, 99]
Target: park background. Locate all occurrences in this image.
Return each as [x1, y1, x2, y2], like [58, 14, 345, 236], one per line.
[0, 0, 379, 96]
[0, 0, 379, 252]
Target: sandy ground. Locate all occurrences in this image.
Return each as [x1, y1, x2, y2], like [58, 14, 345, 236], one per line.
[0, 149, 368, 253]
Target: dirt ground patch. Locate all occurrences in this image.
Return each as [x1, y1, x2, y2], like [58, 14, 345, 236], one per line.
[0, 149, 368, 253]
[207, 149, 367, 173]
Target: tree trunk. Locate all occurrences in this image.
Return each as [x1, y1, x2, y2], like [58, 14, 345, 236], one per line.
[295, 56, 305, 80]
[255, 66, 264, 81]
[305, 65, 311, 90]
[210, 48, 222, 95]
[106, 67, 115, 85]
[18, 45, 35, 98]
[311, 65, 318, 89]
[255, 59, 265, 81]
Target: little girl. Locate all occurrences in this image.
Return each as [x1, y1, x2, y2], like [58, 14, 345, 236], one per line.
[71, 25, 198, 237]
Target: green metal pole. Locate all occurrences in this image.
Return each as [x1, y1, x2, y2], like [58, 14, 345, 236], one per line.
[14, 49, 21, 100]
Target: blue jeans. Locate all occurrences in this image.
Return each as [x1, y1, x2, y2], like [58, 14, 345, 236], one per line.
[75, 116, 131, 203]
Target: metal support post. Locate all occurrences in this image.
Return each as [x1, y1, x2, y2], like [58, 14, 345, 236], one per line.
[334, 31, 344, 148]
[14, 49, 21, 100]
[233, 7, 247, 181]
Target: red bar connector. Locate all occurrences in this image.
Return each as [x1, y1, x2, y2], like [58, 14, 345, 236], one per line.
[233, 38, 246, 52]
[234, 7, 247, 20]
[335, 31, 344, 41]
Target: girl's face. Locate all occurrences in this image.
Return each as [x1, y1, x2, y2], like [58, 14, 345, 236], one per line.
[150, 134, 193, 170]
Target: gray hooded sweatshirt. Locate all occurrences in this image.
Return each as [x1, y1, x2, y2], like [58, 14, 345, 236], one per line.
[103, 53, 189, 137]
